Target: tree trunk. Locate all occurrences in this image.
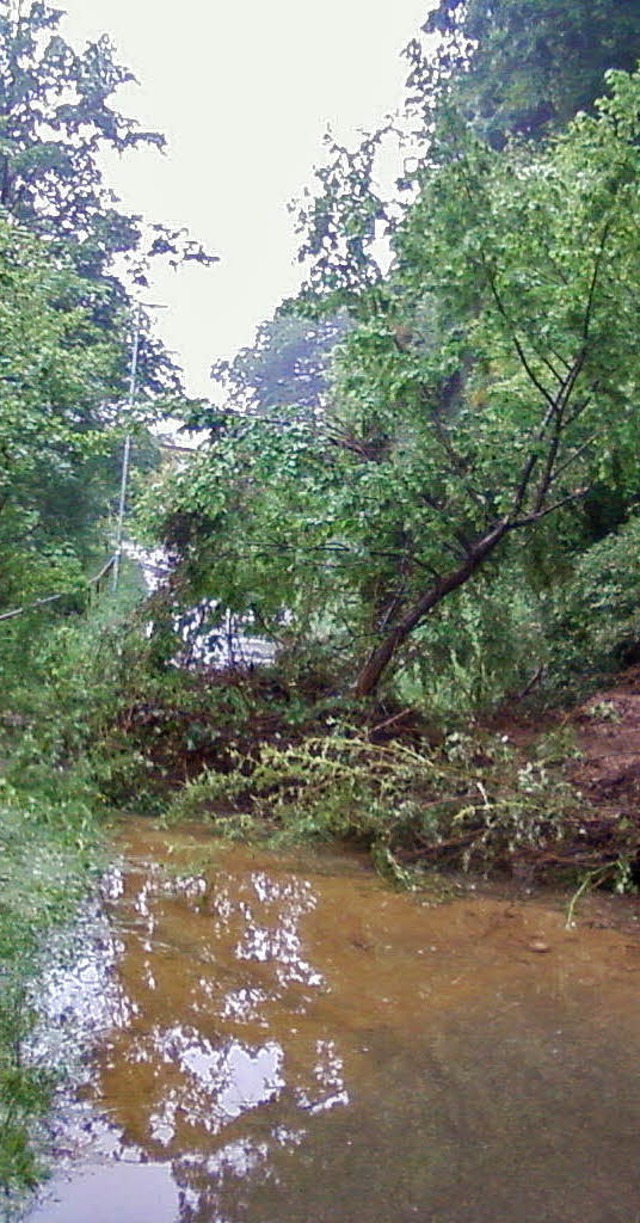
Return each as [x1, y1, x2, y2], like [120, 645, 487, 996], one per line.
[354, 517, 511, 697]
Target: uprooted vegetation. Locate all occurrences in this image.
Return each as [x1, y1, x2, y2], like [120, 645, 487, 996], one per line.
[6, 0, 640, 1209]
[162, 712, 637, 889]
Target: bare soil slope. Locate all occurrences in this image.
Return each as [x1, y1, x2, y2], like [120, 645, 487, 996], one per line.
[572, 664, 640, 812]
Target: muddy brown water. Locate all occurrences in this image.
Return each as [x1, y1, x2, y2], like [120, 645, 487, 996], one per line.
[27, 820, 640, 1223]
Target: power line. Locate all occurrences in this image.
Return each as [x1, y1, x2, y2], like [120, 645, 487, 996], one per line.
[0, 555, 117, 624]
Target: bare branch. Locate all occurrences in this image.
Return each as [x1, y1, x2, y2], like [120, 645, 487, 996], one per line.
[512, 486, 590, 526]
[583, 221, 613, 341]
[538, 353, 566, 384]
[563, 392, 593, 429]
[426, 395, 488, 514]
[548, 346, 572, 373]
[509, 348, 586, 516]
[551, 433, 599, 482]
[531, 350, 587, 510]
[481, 257, 556, 407]
[511, 448, 540, 516]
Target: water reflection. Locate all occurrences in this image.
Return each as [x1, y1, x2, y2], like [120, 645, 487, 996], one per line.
[29, 827, 640, 1223]
[144, 1030, 285, 1143]
[30, 837, 355, 1221]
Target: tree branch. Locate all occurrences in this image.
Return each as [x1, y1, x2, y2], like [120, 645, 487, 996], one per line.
[512, 485, 590, 526]
[583, 221, 613, 341]
[481, 257, 556, 408]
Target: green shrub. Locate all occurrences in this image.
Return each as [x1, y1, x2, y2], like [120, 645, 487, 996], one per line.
[396, 564, 549, 719]
[547, 513, 640, 684]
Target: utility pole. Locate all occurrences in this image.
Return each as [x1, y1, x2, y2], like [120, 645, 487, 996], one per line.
[111, 301, 167, 594]
[112, 304, 141, 593]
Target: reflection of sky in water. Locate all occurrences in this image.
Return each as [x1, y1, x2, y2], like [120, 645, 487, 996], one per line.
[28, 850, 349, 1222]
[147, 1027, 285, 1142]
[297, 1039, 350, 1114]
[217, 870, 324, 989]
[29, 877, 133, 1067]
[28, 1162, 180, 1223]
[221, 985, 269, 1024]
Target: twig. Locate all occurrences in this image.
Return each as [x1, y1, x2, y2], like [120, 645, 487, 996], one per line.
[368, 707, 413, 736]
[512, 664, 545, 703]
[565, 864, 612, 929]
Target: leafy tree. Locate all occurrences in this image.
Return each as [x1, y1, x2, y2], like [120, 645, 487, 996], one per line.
[0, 2, 160, 231]
[142, 69, 640, 697]
[293, 128, 393, 315]
[0, 214, 123, 611]
[0, 0, 219, 630]
[548, 512, 640, 680]
[297, 2, 640, 316]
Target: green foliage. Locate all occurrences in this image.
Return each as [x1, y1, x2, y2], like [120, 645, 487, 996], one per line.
[0, 1, 162, 234]
[584, 700, 622, 723]
[0, 1, 210, 626]
[0, 1, 212, 1204]
[547, 514, 640, 683]
[533, 725, 583, 765]
[0, 214, 127, 613]
[416, 0, 640, 147]
[293, 128, 391, 312]
[396, 563, 548, 719]
[0, 0, 216, 395]
[143, 66, 640, 699]
[0, 775, 102, 1201]
[0, 6, 201, 626]
[0, 576, 157, 1201]
[86, 631, 353, 817]
[136, 413, 353, 655]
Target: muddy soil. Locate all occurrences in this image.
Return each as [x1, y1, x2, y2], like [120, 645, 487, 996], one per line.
[571, 665, 640, 810]
[486, 664, 640, 880]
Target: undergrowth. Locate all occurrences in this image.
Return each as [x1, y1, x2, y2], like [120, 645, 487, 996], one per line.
[1, 559, 636, 1203]
[0, 590, 128, 1209]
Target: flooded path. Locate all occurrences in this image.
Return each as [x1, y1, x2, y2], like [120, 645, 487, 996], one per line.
[28, 821, 640, 1222]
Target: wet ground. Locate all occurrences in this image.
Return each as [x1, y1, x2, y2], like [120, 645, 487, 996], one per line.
[26, 820, 640, 1223]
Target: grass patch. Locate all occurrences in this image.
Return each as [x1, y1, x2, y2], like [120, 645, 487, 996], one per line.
[0, 774, 102, 1207]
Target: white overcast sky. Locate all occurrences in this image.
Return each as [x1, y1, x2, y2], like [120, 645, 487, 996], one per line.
[60, 1, 427, 397]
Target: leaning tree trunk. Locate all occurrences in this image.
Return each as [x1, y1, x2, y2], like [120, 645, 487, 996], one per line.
[354, 517, 511, 698]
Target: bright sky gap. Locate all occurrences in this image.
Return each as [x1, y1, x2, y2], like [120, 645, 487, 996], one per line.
[60, 0, 428, 397]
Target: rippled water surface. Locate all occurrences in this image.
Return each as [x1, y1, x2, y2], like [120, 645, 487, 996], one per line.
[28, 821, 640, 1222]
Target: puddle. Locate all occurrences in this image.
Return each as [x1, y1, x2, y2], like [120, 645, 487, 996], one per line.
[26, 821, 640, 1223]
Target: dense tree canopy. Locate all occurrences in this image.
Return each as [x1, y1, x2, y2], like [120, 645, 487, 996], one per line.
[0, 2, 214, 620]
[413, 0, 640, 147]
